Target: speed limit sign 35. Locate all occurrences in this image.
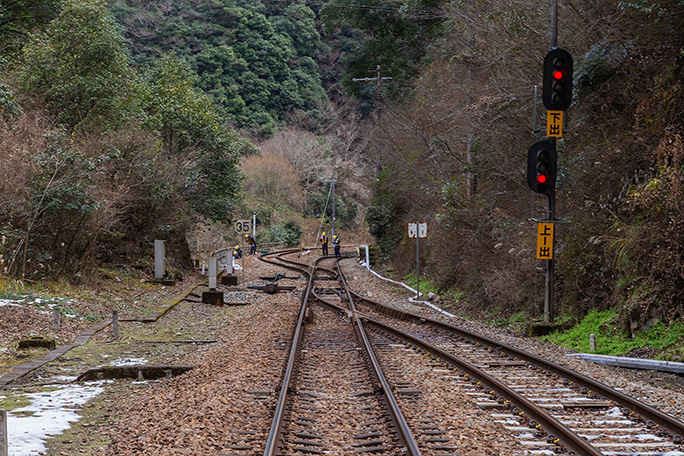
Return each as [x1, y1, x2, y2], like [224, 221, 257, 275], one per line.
[234, 220, 251, 234]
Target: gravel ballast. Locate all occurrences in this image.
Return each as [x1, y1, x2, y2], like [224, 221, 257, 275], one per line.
[3, 254, 683, 455]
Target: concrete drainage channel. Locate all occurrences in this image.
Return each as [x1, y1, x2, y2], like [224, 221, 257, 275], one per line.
[76, 364, 195, 382]
[0, 281, 261, 456]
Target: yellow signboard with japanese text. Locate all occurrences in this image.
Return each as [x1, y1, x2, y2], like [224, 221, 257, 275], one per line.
[547, 111, 563, 137]
[536, 223, 554, 260]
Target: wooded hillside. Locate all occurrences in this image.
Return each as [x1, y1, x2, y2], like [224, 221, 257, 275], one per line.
[355, 1, 684, 333]
[1, 0, 683, 336]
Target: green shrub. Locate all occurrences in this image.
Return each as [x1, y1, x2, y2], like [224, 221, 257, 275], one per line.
[259, 221, 302, 247]
[544, 309, 684, 360]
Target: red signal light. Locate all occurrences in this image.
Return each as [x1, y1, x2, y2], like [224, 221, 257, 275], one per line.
[543, 49, 573, 111]
[527, 140, 557, 195]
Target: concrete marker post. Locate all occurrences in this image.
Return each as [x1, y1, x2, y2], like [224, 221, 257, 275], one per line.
[202, 253, 224, 305]
[112, 311, 119, 339]
[154, 240, 165, 280]
[359, 245, 370, 270]
[590, 333, 596, 352]
[208, 254, 217, 290]
[0, 409, 7, 456]
[52, 307, 61, 330]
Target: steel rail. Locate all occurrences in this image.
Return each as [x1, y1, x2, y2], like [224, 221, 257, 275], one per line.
[261, 252, 318, 456]
[259, 253, 420, 456]
[259, 249, 338, 280]
[332, 261, 422, 456]
[257, 248, 306, 273]
[351, 289, 684, 444]
[314, 281, 597, 455]
[358, 313, 602, 456]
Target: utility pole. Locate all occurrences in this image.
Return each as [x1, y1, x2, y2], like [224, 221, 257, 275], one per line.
[331, 180, 336, 238]
[352, 64, 393, 98]
[465, 0, 475, 199]
[353, 65, 393, 177]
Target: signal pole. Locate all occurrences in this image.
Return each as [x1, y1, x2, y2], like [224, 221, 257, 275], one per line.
[547, 0, 558, 322]
[545, 188, 556, 324]
[331, 180, 336, 238]
[551, 0, 558, 48]
[528, 0, 572, 323]
[544, 0, 558, 323]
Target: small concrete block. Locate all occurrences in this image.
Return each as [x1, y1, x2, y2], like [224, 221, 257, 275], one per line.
[202, 291, 224, 305]
[18, 337, 56, 350]
[221, 275, 238, 286]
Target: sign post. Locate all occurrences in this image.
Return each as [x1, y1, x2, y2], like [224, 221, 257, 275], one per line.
[0, 409, 6, 456]
[408, 222, 428, 300]
[234, 220, 251, 284]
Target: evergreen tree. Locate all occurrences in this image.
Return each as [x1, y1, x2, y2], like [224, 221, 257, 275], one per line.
[19, 0, 136, 131]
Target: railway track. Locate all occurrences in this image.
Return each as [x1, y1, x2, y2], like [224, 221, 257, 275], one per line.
[259, 253, 420, 456]
[255, 250, 684, 456]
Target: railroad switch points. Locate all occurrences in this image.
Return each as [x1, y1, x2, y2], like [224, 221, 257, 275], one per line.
[248, 283, 296, 294]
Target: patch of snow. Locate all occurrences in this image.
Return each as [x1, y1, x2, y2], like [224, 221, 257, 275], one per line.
[51, 375, 79, 383]
[605, 406, 623, 417]
[7, 382, 105, 455]
[0, 297, 78, 318]
[108, 357, 149, 366]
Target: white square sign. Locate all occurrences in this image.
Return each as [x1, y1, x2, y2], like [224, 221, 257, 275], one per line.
[417, 222, 427, 238]
[408, 222, 427, 239]
[408, 223, 417, 239]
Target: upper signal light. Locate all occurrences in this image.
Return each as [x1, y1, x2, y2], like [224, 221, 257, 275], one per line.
[543, 48, 573, 111]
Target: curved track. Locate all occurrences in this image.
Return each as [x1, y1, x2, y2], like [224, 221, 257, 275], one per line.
[258, 250, 684, 456]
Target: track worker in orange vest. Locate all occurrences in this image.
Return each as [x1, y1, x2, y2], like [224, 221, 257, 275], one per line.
[320, 232, 329, 256]
[333, 235, 341, 258]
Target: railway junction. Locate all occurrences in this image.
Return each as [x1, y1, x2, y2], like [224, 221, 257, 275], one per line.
[1, 251, 684, 455]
